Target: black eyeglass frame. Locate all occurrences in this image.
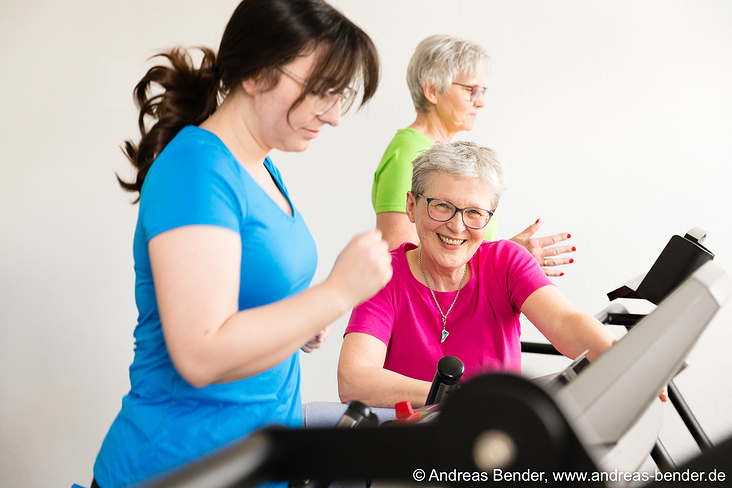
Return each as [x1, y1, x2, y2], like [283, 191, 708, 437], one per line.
[416, 193, 495, 230]
[451, 82, 488, 102]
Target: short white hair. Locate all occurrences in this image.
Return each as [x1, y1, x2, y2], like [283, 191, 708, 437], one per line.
[411, 141, 508, 210]
[406, 34, 491, 114]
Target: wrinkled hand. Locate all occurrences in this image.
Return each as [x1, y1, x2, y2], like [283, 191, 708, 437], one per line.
[510, 219, 576, 277]
[301, 326, 330, 353]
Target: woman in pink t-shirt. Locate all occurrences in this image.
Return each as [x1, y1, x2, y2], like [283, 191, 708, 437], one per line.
[338, 141, 617, 408]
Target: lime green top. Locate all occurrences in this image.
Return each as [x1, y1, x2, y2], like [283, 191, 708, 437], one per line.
[371, 128, 498, 240]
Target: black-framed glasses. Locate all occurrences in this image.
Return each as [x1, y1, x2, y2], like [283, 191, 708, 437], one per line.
[277, 66, 358, 115]
[451, 82, 488, 102]
[417, 194, 494, 229]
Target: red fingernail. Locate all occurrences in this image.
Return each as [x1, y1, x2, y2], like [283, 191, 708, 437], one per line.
[535, 218, 540, 224]
[570, 258, 574, 263]
[560, 272, 565, 276]
[572, 246, 576, 251]
[567, 234, 571, 239]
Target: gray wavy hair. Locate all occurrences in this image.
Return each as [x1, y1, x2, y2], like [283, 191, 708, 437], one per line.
[411, 141, 508, 210]
[406, 34, 491, 114]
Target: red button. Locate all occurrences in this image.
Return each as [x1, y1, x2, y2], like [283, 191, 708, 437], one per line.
[395, 401, 414, 418]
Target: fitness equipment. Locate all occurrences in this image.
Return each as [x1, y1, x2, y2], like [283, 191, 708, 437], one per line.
[524, 228, 721, 471]
[140, 373, 600, 488]
[555, 259, 729, 472]
[138, 230, 731, 487]
[590, 228, 717, 470]
[290, 401, 378, 488]
[425, 356, 464, 406]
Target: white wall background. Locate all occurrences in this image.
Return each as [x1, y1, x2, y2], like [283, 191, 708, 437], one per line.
[2, 1, 731, 486]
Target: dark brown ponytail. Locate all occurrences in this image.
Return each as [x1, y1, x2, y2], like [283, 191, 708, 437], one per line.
[118, 48, 220, 202]
[119, 0, 379, 202]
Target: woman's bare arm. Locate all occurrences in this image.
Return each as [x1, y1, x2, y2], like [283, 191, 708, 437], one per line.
[521, 285, 616, 362]
[338, 332, 431, 408]
[151, 225, 392, 387]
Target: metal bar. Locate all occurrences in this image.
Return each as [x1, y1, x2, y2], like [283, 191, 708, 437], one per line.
[668, 381, 714, 452]
[650, 439, 676, 472]
[605, 313, 645, 327]
[520, 341, 561, 355]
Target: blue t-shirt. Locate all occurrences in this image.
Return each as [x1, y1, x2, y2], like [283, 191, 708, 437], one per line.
[94, 126, 317, 488]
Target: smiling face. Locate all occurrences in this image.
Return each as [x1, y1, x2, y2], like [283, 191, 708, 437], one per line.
[431, 66, 486, 135]
[406, 171, 493, 276]
[245, 50, 342, 153]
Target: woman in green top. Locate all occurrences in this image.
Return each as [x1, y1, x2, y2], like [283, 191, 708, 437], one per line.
[372, 34, 574, 276]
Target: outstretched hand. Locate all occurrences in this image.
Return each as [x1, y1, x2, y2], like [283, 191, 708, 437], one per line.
[510, 219, 575, 277]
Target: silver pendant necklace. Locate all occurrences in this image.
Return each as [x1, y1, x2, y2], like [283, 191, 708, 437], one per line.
[418, 247, 467, 343]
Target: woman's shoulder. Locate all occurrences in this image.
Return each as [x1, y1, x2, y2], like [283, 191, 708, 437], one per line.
[141, 126, 242, 200]
[381, 128, 432, 157]
[161, 126, 230, 161]
[149, 127, 238, 177]
[387, 242, 418, 278]
[389, 128, 432, 150]
[391, 241, 416, 264]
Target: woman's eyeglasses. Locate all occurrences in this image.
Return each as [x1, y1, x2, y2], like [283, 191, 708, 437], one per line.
[417, 194, 494, 229]
[278, 66, 357, 115]
[451, 82, 488, 103]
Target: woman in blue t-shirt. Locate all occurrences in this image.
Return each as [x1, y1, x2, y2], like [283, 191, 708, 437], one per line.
[91, 1, 392, 487]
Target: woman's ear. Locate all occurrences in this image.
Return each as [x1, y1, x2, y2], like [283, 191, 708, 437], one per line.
[405, 191, 417, 223]
[241, 77, 259, 96]
[423, 82, 439, 105]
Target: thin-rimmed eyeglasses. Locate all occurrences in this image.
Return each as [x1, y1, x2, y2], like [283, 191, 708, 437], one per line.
[278, 66, 357, 115]
[451, 82, 488, 103]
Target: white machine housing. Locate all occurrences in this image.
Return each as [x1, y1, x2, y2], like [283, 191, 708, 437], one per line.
[555, 261, 731, 459]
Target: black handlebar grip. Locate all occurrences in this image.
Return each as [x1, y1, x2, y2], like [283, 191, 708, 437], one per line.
[425, 356, 464, 406]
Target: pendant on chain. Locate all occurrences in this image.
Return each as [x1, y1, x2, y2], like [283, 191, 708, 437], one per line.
[419, 247, 465, 346]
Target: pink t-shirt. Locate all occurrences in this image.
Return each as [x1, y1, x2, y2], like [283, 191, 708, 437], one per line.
[346, 240, 554, 382]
